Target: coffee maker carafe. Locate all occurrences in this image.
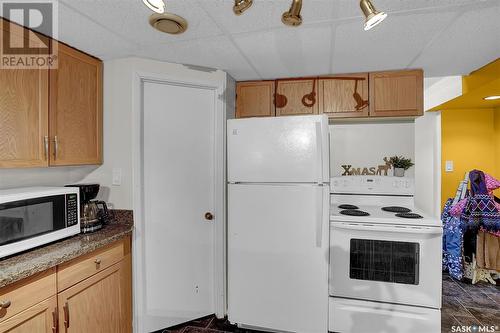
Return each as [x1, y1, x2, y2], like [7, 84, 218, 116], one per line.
[65, 184, 109, 233]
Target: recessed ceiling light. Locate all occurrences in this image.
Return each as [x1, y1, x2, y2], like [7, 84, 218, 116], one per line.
[484, 95, 500, 100]
[142, 0, 165, 14]
[360, 0, 387, 31]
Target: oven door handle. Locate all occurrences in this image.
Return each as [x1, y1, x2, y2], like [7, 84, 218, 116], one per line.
[332, 222, 442, 235]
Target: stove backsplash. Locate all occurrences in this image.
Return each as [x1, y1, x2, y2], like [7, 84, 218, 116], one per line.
[329, 121, 415, 178]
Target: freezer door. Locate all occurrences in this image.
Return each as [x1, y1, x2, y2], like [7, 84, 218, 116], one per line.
[228, 183, 329, 333]
[227, 115, 329, 183]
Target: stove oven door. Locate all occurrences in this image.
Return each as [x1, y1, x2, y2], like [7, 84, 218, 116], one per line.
[329, 221, 442, 309]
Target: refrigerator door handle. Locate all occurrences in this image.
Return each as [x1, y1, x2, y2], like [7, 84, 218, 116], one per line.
[315, 121, 323, 185]
[316, 186, 323, 247]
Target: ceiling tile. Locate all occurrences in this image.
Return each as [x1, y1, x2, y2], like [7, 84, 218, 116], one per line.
[412, 5, 500, 76]
[330, 0, 488, 20]
[60, 0, 223, 47]
[135, 36, 259, 80]
[233, 25, 333, 79]
[58, 1, 136, 59]
[199, 0, 336, 34]
[331, 11, 457, 74]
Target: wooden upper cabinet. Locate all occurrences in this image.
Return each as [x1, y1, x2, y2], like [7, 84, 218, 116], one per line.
[0, 20, 49, 168]
[275, 79, 319, 116]
[236, 81, 275, 118]
[319, 73, 369, 118]
[49, 42, 103, 166]
[369, 69, 423, 117]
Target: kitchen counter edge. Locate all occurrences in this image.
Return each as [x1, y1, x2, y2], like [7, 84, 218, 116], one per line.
[0, 210, 134, 289]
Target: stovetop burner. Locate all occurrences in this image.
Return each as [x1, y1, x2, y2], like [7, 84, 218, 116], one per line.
[338, 204, 359, 210]
[396, 212, 423, 219]
[340, 209, 370, 217]
[382, 206, 412, 213]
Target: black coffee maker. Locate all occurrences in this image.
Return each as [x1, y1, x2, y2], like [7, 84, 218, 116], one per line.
[65, 184, 110, 233]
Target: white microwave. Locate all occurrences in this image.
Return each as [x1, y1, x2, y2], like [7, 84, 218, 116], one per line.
[0, 187, 80, 259]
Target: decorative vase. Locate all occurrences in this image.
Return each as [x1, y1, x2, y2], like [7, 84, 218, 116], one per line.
[394, 168, 405, 177]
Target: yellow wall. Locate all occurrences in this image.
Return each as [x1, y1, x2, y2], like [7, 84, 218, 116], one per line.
[496, 108, 500, 177]
[441, 108, 499, 206]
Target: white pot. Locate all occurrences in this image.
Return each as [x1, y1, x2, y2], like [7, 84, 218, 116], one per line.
[394, 168, 405, 177]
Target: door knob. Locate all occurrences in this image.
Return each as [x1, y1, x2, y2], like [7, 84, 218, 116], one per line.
[204, 212, 214, 221]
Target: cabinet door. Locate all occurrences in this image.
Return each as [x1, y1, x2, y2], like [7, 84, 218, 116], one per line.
[58, 261, 130, 333]
[0, 297, 57, 333]
[276, 79, 319, 116]
[319, 74, 369, 118]
[236, 81, 275, 118]
[0, 20, 49, 168]
[49, 42, 102, 166]
[369, 70, 423, 117]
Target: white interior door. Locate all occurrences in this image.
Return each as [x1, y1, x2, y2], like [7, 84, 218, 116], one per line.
[142, 81, 215, 332]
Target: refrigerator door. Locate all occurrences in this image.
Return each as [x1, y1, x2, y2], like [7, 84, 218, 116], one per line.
[228, 183, 329, 333]
[228, 115, 329, 183]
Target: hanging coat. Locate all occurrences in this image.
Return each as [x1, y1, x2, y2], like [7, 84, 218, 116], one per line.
[442, 198, 465, 280]
[461, 170, 500, 232]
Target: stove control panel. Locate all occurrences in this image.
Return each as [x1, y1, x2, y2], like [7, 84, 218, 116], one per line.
[331, 176, 415, 196]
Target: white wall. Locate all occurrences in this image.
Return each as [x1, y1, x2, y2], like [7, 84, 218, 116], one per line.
[329, 121, 415, 177]
[0, 166, 97, 190]
[79, 57, 231, 209]
[414, 111, 441, 217]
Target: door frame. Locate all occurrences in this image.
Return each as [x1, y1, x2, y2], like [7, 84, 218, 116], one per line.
[131, 71, 228, 332]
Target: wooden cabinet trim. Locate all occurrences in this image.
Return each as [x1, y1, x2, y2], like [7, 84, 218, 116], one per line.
[0, 268, 56, 323]
[319, 73, 369, 119]
[236, 81, 275, 118]
[368, 69, 423, 117]
[57, 238, 128, 292]
[49, 42, 103, 166]
[275, 79, 319, 116]
[0, 296, 57, 332]
[57, 262, 125, 333]
[0, 21, 49, 168]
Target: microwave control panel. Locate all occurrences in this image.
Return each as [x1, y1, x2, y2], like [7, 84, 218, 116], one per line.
[66, 194, 79, 227]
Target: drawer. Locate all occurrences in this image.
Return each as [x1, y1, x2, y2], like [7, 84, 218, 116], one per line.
[57, 239, 128, 291]
[0, 268, 56, 323]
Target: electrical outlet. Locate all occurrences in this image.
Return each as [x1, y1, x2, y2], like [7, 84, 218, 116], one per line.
[445, 161, 454, 172]
[112, 168, 122, 186]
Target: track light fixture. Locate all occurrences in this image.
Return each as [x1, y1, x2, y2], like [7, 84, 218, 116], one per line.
[142, 0, 165, 14]
[233, 0, 253, 15]
[360, 0, 387, 31]
[282, 0, 303, 27]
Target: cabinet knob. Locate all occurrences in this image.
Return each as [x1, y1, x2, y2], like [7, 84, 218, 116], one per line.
[204, 212, 214, 221]
[94, 258, 102, 265]
[0, 300, 11, 309]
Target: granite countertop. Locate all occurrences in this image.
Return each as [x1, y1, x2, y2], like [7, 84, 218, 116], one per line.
[0, 210, 134, 289]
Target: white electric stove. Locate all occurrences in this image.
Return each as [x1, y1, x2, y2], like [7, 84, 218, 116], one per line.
[328, 176, 442, 333]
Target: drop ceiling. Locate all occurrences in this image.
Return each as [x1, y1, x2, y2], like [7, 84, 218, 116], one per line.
[56, 0, 500, 80]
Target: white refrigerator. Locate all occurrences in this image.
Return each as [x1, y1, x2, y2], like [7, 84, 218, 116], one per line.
[227, 115, 330, 333]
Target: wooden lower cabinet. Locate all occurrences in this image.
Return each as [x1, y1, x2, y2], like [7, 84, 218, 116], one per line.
[0, 238, 131, 333]
[0, 297, 57, 333]
[58, 260, 130, 333]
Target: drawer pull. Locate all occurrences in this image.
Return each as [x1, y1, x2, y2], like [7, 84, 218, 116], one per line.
[94, 258, 102, 265]
[0, 300, 11, 309]
[52, 307, 58, 333]
[63, 302, 69, 328]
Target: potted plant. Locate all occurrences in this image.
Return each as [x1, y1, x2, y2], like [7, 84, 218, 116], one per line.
[389, 156, 414, 177]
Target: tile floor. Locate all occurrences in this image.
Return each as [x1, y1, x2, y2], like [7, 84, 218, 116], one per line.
[156, 274, 500, 333]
